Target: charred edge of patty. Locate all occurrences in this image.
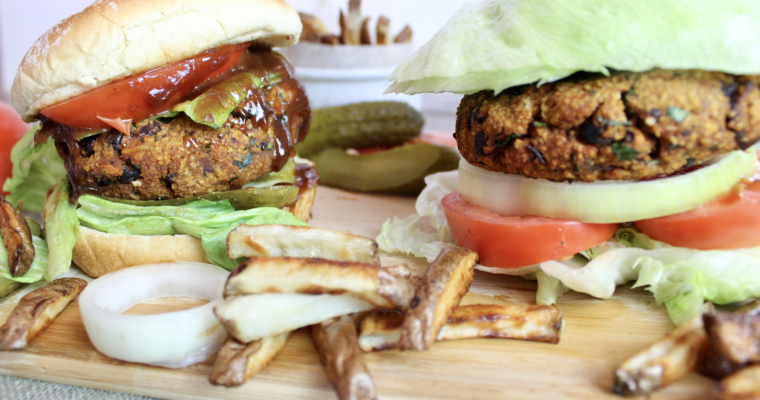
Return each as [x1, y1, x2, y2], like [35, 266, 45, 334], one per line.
[455, 69, 760, 182]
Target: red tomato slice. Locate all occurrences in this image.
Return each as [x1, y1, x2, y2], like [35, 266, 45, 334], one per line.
[0, 103, 30, 195]
[41, 43, 248, 130]
[442, 191, 618, 268]
[635, 179, 760, 250]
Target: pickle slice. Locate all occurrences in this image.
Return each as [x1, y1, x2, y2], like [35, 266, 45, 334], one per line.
[101, 185, 299, 210]
[296, 101, 424, 158]
[312, 144, 460, 195]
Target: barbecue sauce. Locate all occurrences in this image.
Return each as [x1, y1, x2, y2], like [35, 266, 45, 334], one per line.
[36, 44, 311, 200]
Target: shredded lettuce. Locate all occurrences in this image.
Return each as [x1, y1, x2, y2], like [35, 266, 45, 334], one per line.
[388, 0, 760, 95]
[4, 126, 67, 212]
[540, 234, 760, 325]
[377, 170, 457, 261]
[42, 180, 80, 281]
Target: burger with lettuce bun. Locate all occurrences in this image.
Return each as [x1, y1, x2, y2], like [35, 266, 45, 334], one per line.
[379, 0, 760, 325]
[7, 0, 318, 279]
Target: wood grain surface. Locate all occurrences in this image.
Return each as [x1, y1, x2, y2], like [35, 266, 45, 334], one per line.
[0, 187, 714, 399]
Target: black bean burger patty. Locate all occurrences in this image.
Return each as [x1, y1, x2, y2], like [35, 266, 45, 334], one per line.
[456, 70, 760, 182]
[58, 83, 309, 200]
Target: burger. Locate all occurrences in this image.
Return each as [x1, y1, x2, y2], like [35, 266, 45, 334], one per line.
[379, 0, 760, 324]
[7, 0, 317, 279]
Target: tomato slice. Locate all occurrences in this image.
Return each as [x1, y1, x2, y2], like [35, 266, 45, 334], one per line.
[0, 103, 30, 195]
[442, 191, 618, 268]
[635, 179, 760, 250]
[41, 43, 249, 130]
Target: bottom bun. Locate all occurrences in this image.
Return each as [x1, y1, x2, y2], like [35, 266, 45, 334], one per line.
[72, 178, 318, 278]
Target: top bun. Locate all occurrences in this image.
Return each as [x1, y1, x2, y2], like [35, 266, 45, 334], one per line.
[11, 0, 302, 122]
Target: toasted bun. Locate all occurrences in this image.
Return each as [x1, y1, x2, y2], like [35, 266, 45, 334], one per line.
[72, 181, 318, 277]
[11, 0, 302, 122]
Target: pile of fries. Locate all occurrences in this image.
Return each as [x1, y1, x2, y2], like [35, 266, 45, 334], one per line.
[210, 224, 564, 399]
[299, 0, 412, 46]
[614, 301, 760, 399]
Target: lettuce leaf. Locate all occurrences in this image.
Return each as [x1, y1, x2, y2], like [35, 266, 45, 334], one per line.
[388, 0, 760, 95]
[4, 126, 67, 212]
[42, 179, 80, 281]
[173, 72, 279, 129]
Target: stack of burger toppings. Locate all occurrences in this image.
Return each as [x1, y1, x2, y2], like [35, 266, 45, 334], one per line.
[379, 0, 760, 325]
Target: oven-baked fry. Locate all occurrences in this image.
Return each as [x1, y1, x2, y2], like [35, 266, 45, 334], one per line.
[209, 332, 291, 387]
[360, 17, 372, 45]
[438, 303, 563, 344]
[0, 278, 87, 350]
[312, 315, 377, 400]
[393, 25, 413, 44]
[224, 257, 414, 309]
[704, 304, 760, 364]
[299, 12, 327, 42]
[376, 16, 390, 45]
[399, 245, 478, 351]
[613, 315, 709, 396]
[0, 196, 34, 277]
[359, 303, 563, 352]
[227, 224, 380, 265]
[713, 364, 760, 400]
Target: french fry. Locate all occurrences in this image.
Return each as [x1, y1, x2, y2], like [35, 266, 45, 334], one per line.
[393, 25, 413, 44]
[358, 303, 563, 352]
[227, 224, 380, 265]
[209, 332, 291, 387]
[383, 263, 412, 279]
[339, 10, 353, 45]
[298, 12, 326, 42]
[613, 315, 709, 396]
[438, 303, 563, 344]
[321, 35, 341, 45]
[347, 0, 363, 45]
[714, 364, 760, 400]
[224, 257, 414, 309]
[700, 346, 748, 380]
[360, 17, 372, 45]
[215, 293, 375, 343]
[399, 245, 478, 351]
[704, 304, 760, 364]
[0, 278, 87, 350]
[312, 315, 377, 400]
[358, 310, 404, 352]
[0, 196, 34, 277]
[376, 16, 390, 45]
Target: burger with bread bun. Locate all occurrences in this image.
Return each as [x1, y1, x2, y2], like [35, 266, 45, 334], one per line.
[379, 0, 760, 325]
[7, 0, 317, 279]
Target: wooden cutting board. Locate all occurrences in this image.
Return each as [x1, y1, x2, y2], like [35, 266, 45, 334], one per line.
[0, 187, 713, 399]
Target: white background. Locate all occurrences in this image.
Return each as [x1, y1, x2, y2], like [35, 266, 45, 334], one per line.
[0, 0, 472, 113]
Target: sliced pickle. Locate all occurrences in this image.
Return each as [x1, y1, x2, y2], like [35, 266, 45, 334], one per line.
[296, 101, 424, 158]
[102, 186, 299, 210]
[312, 144, 460, 195]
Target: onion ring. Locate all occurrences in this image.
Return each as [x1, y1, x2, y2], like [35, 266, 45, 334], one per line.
[78, 262, 228, 368]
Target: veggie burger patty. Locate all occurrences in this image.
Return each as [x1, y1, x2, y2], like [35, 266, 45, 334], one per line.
[456, 69, 760, 182]
[46, 56, 309, 201]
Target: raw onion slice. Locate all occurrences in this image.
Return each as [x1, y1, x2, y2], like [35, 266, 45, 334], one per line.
[78, 262, 229, 368]
[459, 150, 758, 223]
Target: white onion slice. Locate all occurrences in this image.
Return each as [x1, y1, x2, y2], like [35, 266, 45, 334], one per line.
[459, 149, 758, 223]
[215, 293, 374, 343]
[78, 262, 229, 368]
